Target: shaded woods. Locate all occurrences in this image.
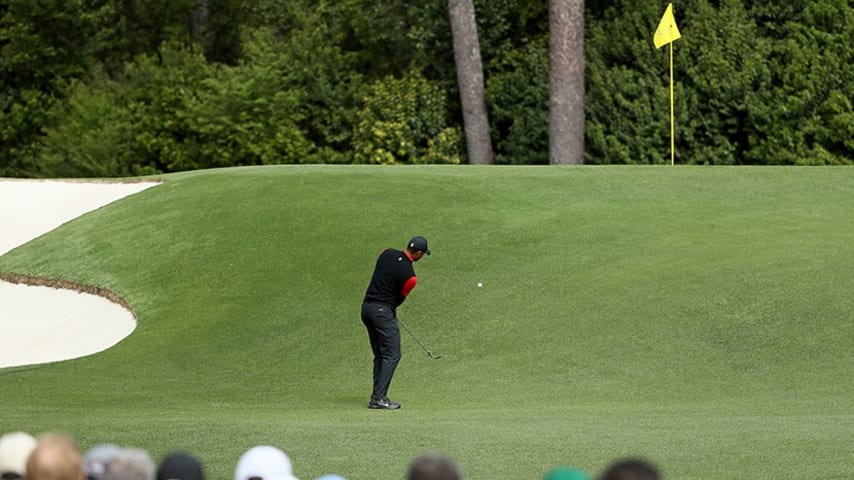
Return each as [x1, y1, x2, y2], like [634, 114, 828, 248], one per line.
[1, 0, 852, 177]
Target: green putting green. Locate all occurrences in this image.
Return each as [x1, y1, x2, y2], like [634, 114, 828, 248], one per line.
[1, 165, 852, 480]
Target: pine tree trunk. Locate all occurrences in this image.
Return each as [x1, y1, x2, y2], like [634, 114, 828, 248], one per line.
[549, 0, 585, 165]
[448, 0, 493, 165]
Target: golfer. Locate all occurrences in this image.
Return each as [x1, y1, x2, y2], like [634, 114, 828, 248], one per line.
[361, 236, 431, 409]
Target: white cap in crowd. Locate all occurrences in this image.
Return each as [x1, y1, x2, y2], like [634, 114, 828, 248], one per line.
[234, 446, 299, 480]
[0, 432, 38, 478]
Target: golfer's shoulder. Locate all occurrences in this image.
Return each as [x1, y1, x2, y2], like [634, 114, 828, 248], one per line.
[383, 249, 414, 271]
[376, 248, 407, 268]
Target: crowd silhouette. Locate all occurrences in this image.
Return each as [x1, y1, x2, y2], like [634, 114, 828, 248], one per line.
[0, 431, 661, 480]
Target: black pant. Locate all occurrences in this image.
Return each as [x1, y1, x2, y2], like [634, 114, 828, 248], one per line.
[361, 302, 401, 401]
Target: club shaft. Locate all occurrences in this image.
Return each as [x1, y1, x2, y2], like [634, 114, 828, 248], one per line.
[398, 319, 440, 359]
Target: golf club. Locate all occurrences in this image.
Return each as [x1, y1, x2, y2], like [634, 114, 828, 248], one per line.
[398, 319, 442, 359]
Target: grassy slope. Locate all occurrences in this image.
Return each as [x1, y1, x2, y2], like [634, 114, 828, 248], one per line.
[0, 166, 852, 480]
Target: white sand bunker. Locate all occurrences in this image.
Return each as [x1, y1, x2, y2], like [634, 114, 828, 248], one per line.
[0, 180, 159, 368]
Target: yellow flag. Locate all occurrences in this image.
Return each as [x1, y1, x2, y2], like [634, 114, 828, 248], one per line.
[654, 3, 682, 49]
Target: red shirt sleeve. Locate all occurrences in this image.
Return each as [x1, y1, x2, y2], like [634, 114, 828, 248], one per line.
[401, 276, 417, 297]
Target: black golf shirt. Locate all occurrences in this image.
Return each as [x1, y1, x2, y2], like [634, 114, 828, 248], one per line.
[363, 248, 417, 308]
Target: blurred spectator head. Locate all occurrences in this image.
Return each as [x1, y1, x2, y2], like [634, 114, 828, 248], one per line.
[83, 445, 120, 480]
[599, 458, 661, 480]
[103, 449, 155, 480]
[406, 453, 462, 480]
[234, 446, 298, 480]
[156, 453, 204, 480]
[26, 434, 84, 480]
[543, 466, 590, 480]
[0, 432, 38, 480]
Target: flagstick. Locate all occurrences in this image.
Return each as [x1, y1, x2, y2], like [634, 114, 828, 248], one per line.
[669, 41, 675, 166]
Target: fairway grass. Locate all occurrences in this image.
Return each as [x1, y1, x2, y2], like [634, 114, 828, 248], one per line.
[1, 166, 852, 480]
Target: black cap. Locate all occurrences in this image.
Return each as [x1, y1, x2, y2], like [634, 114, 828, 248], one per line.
[408, 236, 431, 255]
[157, 453, 204, 480]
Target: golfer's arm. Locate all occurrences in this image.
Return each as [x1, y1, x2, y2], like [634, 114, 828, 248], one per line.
[400, 276, 417, 297]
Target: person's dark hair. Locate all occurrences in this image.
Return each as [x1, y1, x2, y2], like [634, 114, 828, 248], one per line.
[406, 453, 461, 480]
[156, 453, 204, 480]
[599, 458, 661, 480]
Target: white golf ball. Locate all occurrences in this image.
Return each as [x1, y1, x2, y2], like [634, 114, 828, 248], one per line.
[477, 282, 483, 288]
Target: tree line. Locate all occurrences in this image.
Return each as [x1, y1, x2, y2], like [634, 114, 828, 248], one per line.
[1, 0, 852, 177]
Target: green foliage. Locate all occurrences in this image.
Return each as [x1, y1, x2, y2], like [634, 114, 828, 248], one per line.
[38, 38, 320, 176]
[678, 0, 771, 165]
[5, 0, 854, 174]
[744, 0, 854, 164]
[474, 0, 549, 64]
[38, 44, 209, 176]
[275, 20, 364, 165]
[0, 0, 90, 176]
[585, 64, 671, 165]
[37, 76, 134, 177]
[353, 72, 461, 165]
[466, 0, 550, 164]
[0, 0, 89, 91]
[486, 36, 549, 164]
[421, 127, 465, 165]
[343, 1, 445, 77]
[585, 0, 854, 165]
[189, 45, 312, 168]
[0, 88, 55, 176]
[201, 0, 245, 64]
[585, 1, 668, 164]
